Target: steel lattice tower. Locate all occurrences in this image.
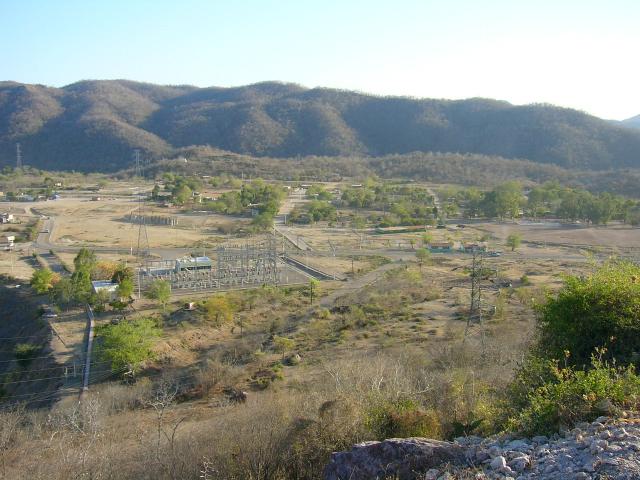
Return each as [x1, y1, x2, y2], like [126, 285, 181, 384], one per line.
[464, 247, 487, 354]
[134, 149, 150, 261]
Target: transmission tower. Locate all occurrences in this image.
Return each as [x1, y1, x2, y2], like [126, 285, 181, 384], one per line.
[133, 150, 150, 261]
[16, 143, 22, 169]
[134, 149, 142, 177]
[464, 248, 488, 354]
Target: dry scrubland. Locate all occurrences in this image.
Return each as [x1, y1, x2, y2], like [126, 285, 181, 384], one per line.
[0, 249, 588, 479]
[1, 178, 640, 479]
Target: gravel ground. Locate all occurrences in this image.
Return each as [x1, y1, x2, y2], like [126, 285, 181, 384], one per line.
[450, 414, 640, 479]
[325, 414, 640, 479]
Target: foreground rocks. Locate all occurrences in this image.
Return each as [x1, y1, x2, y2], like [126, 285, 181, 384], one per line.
[323, 438, 467, 480]
[324, 414, 640, 479]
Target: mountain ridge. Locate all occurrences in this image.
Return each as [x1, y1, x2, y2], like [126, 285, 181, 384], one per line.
[622, 114, 640, 129]
[1, 79, 639, 172]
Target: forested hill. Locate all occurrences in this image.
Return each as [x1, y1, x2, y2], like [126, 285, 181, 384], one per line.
[622, 115, 640, 129]
[1, 79, 640, 172]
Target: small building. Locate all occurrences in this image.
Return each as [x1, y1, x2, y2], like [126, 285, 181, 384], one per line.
[175, 256, 213, 272]
[92, 280, 119, 300]
[0, 213, 14, 224]
[461, 242, 487, 253]
[3, 235, 15, 248]
[428, 241, 453, 253]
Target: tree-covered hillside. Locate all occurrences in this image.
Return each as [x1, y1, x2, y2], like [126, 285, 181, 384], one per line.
[622, 114, 640, 129]
[1, 80, 640, 171]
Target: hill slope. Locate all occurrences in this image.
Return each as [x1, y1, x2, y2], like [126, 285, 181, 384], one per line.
[622, 114, 640, 129]
[1, 80, 639, 171]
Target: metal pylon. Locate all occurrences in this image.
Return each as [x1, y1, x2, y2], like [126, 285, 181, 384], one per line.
[464, 248, 487, 354]
[134, 150, 150, 261]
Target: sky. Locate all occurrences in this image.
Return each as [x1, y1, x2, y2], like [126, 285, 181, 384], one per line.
[1, 0, 638, 120]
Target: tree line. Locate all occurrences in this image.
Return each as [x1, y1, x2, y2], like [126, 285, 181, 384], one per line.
[443, 181, 639, 224]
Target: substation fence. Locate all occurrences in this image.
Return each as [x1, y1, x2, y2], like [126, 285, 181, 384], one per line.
[138, 237, 280, 292]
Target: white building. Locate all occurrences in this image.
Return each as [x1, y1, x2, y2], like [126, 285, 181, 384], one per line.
[0, 213, 14, 224]
[92, 280, 119, 300]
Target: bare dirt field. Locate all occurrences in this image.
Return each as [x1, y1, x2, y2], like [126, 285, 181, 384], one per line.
[479, 221, 640, 250]
[0, 250, 35, 280]
[30, 197, 246, 248]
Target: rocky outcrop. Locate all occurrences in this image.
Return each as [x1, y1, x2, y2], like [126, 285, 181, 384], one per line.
[324, 415, 640, 479]
[323, 438, 468, 480]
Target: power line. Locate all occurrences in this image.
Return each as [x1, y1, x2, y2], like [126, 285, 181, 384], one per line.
[0, 366, 130, 409]
[0, 334, 52, 340]
[0, 359, 112, 374]
[0, 367, 119, 387]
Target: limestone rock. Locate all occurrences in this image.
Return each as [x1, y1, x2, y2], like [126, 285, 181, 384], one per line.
[323, 438, 467, 480]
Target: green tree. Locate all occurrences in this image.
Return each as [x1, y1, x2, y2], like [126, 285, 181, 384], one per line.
[146, 279, 171, 311]
[30, 268, 56, 294]
[73, 248, 97, 272]
[93, 289, 111, 313]
[251, 212, 274, 231]
[116, 277, 134, 301]
[273, 336, 295, 361]
[204, 294, 235, 326]
[483, 182, 523, 219]
[50, 277, 74, 307]
[351, 216, 367, 230]
[111, 263, 134, 284]
[415, 248, 431, 272]
[97, 318, 161, 374]
[71, 268, 93, 303]
[173, 184, 192, 205]
[506, 233, 522, 251]
[308, 279, 320, 305]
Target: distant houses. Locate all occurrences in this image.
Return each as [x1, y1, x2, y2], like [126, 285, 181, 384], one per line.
[426, 241, 488, 254]
[428, 241, 453, 253]
[0, 213, 15, 224]
[3, 235, 15, 249]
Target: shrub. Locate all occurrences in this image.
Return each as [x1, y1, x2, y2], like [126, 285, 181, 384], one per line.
[506, 353, 640, 435]
[365, 399, 441, 439]
[537, 261, 640, 367]
[145, 279, 171, 310]
[14, 343, 41, 367]
[30, 268, 57, 294]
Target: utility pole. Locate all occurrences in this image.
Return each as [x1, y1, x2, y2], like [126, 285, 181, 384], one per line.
[133, 149, 149, 298]
[134, 149, 142, 178]
[16, 143, 22, 169]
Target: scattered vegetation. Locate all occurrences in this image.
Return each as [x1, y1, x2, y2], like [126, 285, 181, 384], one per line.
[96, 318, 161, 374]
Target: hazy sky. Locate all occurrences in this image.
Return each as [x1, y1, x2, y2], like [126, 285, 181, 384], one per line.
[1, 0, 638, 120]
